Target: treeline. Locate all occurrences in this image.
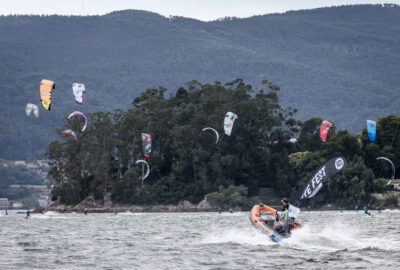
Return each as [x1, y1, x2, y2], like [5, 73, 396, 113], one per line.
[47, 79, 400, 207]
[289, 115, 399, 207]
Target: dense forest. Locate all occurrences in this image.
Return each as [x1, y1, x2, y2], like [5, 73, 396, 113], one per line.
[1, 4, 400, 160]
[47, 80, 400, 208]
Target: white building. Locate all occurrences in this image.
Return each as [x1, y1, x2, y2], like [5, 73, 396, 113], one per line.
[391, 179, 400, 190]
[12, 201, 23, 208]
[14, 161, 26, 166]
[38, 195, 50, 207]
[0, 198, 9, 209]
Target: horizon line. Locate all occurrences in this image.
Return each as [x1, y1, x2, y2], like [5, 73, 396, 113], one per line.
[1, 3, 399, 22]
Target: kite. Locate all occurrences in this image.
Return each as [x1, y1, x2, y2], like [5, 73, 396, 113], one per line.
[202, 127, 219, 144]
[319, 120, 334, 142]
[25, 103, 39, 118]
[61, 129, 78, 141]
[224, 112, 238, 136]
[72, 83, 85, 104]
[366, 120, 376, 142]
[68, 111, 87, 132]
[39, 79, 55, 110]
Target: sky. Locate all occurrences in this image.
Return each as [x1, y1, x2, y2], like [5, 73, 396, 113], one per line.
[1, 0, 399, 21]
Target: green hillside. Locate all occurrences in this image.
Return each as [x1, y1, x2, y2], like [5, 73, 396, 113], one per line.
[1, 4, 399, 159]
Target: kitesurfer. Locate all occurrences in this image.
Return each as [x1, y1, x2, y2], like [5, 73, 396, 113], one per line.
[363, 206, 371, 216]
[26, 210, 31, 219]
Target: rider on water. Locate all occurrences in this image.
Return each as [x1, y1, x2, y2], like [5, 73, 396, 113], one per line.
[274, 198, 293, 233]
[364, 206, 371, 216]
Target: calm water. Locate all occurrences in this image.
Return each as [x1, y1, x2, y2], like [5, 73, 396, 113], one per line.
[0, 210, 399, 269]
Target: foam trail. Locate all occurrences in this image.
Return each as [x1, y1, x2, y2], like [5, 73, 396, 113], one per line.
[282, 216, 399, 253]
[382, 209, 400, 213]
[118, 211, 146, 216]
[32, 211, 67, 219]
[202, 227, 275, 246]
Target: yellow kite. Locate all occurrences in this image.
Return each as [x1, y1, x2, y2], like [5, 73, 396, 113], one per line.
[39, 79, 55, 110]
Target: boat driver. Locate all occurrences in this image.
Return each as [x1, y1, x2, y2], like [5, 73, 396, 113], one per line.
[279, 198, 296, 233]
[281, 198, 290, 211]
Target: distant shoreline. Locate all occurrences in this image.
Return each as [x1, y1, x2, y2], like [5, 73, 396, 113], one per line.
[33, 202, 399, 214]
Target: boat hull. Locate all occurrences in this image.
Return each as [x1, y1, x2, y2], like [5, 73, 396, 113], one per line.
[250, 204, 300, 242]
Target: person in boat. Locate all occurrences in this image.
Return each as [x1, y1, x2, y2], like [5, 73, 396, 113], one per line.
[281, 198, 289, 211]
[274, 210, 288, 232]
[26, 210, 31, 218]
[280, 198, 293, 221]
[279, 198, 298, 234]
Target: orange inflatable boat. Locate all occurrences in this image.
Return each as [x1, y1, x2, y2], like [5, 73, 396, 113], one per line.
[250, 204, 300, 242]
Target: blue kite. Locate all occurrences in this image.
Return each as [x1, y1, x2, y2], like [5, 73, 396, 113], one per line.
[366, 120, 376, 142]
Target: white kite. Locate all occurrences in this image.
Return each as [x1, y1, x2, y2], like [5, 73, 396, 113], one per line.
[68, 111, 88, 132]
[202, 127, 219, 144]
[224, 112, 238, 136]
[72, 83, 85, 104]
[25, 103, 39, 118]
[136, 160, 150, 180]
[376, 157, 396, 186]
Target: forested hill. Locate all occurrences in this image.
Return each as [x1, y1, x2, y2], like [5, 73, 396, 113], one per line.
[1, 4, 400, 159]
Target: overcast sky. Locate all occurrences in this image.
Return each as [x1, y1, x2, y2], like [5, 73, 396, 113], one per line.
[1, 0, 399, 21]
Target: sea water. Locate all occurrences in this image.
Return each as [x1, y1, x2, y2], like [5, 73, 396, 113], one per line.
[0, 210, 399, 269]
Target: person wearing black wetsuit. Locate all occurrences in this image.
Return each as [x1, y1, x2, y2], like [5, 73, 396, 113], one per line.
[363, 206, 371, 216]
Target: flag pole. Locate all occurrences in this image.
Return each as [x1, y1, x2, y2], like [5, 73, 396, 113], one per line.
[141, 160, 144, 188]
